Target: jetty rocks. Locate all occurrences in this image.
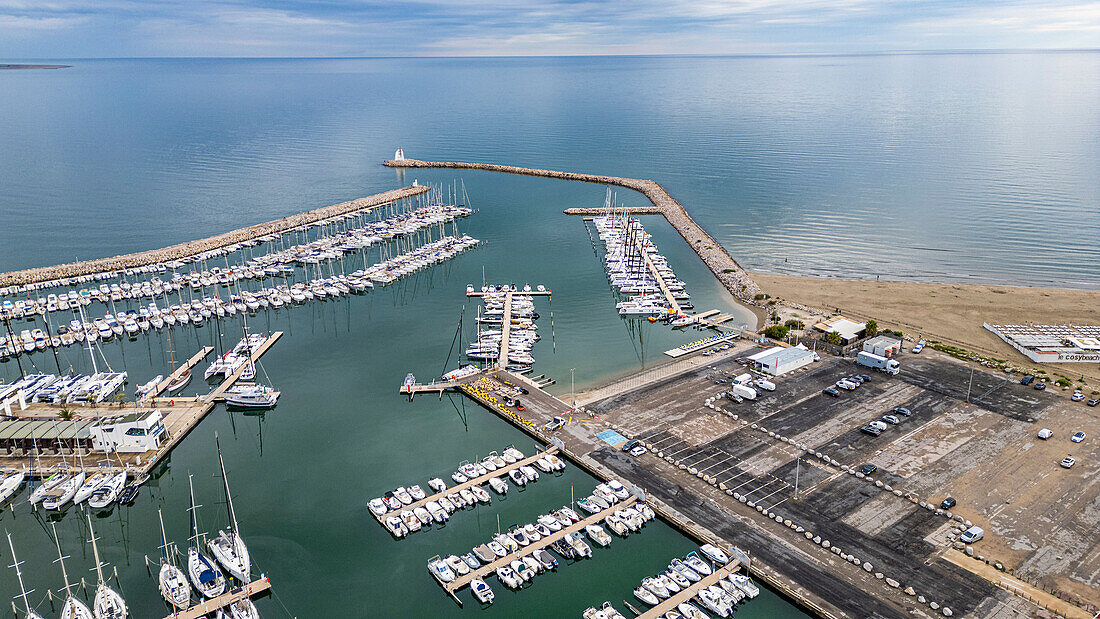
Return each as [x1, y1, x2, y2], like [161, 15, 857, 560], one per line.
[0, 185, 430, 288]
[384, 158, 763, 307]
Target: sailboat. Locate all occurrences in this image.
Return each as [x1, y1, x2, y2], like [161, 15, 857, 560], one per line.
[87, 516, 128, 619]
[51, 523, 94, 619]
[157, 509, 192, 610]
[6, 532, 45, 619]
[165, 326, 191, 394]
[186, 474, 227, 598]
[208, 434, 251, 582]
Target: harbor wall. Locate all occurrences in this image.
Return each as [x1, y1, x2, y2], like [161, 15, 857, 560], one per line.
[0, 185, 431, 288]
[383, 158, 764, 326]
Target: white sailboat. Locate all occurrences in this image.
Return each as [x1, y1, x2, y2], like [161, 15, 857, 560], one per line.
[51, 523, 94, 619]
[0, 469, 26, 503]
[186, 474, 227, 598]
[157, 509, 192, 610]
[6, 532, 45, 619]
[87, 516, 128, 619]
[208, 434, 251, 582]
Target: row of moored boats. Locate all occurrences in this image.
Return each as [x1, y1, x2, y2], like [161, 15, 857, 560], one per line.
[466, 285, 548, 370]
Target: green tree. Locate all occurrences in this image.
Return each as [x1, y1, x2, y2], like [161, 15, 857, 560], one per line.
[824, 331, 842, 346]
[864, 320, 878, 337]
[59, 408, 73, 420]
[762, 325, 790, 340]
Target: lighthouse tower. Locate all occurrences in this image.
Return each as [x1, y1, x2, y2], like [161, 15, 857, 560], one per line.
[394, 147, 405, 162]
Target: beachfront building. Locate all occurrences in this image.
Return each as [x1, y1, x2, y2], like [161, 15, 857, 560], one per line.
[814, 315, 866, 345]
[985, 323, 1100, 364]
[748, 346, 816, 376]
[89, 409, 167, 453]
[863, 335, 903, 357]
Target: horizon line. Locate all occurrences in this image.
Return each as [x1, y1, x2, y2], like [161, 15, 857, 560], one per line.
[4, 48, 1100, 62]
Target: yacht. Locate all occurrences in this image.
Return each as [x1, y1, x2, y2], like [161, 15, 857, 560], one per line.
[208, 436, 251, 582]
[87, 516, 128, 619]
[186, 475, 227, 598]
[52, 523, 94, 619]
[0, 470, 26, 503]
[224, 383, 279, 409]
[88, 471, 127, 509]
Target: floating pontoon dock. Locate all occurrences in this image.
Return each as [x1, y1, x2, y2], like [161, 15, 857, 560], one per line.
[162, 576, 272, 619]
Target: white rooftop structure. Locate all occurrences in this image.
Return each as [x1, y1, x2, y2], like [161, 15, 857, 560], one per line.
[748, 346, 816, 376]
[985, 323, 1100, 364]
[815, 316, 866, 343]
[89, 409, 167, 453]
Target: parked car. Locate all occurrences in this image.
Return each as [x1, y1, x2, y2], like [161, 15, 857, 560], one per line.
[869, 420, 888, 431]
[543, 416, 566, 431]
[857, 374, 872, 382]
[847, 375, 865, 385]
[823, 387, 841, 397]
[1037, 428, 1053, 440]
[1089, 398, 1100, 407]
[1071, 431, 1086, 443]
[1020, 374, 1034, 385]
[1061, 456, 1076, 469]
[860, 425, 881, 436]
[912, 340, 926, 354]
[836, 380, 856, 390]
[892, 406, 912, 416]
[1072, 391, 1085, 402]
[860, 463, 877, 475]
[1034, 381, 1047, 391]
[959, 526, 984, 543]
[621, 439, 648, 457]
[881, 414, 901, 425]
[941, 497, 956, 510]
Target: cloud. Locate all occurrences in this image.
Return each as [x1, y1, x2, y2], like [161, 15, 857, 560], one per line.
[0, 0, 1098, 57]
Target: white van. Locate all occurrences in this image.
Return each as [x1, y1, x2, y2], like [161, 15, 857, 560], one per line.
[1037, 428, 1053, 440]
[755, 379, 776, 392]
[960, 526, 984, 544]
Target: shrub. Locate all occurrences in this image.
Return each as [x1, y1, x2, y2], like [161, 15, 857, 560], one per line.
[721, 268, 735, 273]
[762, 325, 789, 340]
[1055, 377, 1071, 387]
[784, 319, 804, 330]
[753, 293, 769, 301]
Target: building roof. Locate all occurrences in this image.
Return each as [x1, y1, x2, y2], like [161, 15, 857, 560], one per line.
[865, 335, 902, 347]
[92, 409, 160, 427]
[750, 346, 815, 368]
[815, 316, 866, 341]
[0, 419, 95, 441]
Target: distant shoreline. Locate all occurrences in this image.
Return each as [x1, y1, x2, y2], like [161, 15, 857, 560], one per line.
[0, 64, 71, 71]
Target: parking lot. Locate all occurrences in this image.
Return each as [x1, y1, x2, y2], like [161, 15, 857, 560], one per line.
[589, 347, 1100, 612]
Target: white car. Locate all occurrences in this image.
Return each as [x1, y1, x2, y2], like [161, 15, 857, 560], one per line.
[912, 340, 926, 354]
[1071, 431, 1086, 443]
[836, 380, 857, 390]
[1060, 456, 1076, 469]
[1037, 428, 1053, 440]
[1071, 392, 1084, 402]
[630, 445, 648, 457]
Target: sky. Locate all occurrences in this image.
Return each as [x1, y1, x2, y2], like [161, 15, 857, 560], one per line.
[1, 0, 1099, 58]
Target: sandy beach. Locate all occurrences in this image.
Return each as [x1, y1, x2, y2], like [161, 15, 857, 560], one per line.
[751, 271, 1100, 381]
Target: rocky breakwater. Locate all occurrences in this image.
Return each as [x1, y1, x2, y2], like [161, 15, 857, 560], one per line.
[385, 158, 764, 317]
[0, 185, 430, 288]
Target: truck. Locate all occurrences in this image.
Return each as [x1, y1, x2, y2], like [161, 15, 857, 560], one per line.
[856, 351, 900, 375]
[728, 383, 758, 400]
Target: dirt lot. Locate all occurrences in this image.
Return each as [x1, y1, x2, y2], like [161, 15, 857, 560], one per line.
[590, 348, 1100, 612]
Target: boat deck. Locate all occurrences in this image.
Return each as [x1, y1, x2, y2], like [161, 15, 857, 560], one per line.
[636, 560, 742, 618]
[369, 446, 560, 528]
[442, 495, 639, 602]
[162, 576, 272, 619]
[203, 332, 283, 402]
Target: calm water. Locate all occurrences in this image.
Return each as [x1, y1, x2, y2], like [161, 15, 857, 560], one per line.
[0, 54, 1097, 617]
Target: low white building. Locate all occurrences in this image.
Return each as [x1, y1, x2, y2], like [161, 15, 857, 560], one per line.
[814, 316, 866, 344]
[747, 346, 816, 376]
[863, 335, 903, 357]
[89, 409, 167, 453]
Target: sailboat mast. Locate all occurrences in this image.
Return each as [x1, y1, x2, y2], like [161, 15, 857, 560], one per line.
[87, 515, 106, 585]
[158, 508, 172, 564]
[187, 474, 201, 548]
[215, 434, 239, 533]
[51, 522, 74, 599]
[6, 532, 35, 615]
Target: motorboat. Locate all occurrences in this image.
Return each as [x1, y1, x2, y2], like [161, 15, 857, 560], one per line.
[577, 497, 601, 514]
[513, 559, 535, 581]
[607, 479, 630, 500]
[488, 476, 508, 494]
[496, 566, 521, 589]
[394, 487, 413, 504]
[489, 537, 511, 555]
[670, 558, 701, 582]
[533, 549, 557, 570]
[471, 578, 494, 604]
[413, 506, 432, 525]
[560, 506, 581, 522]
[473, 544, 496, 563]
[654, 573, 680, 594]
[469, 485, 491, 503]
[677, 602, 709, 619]
[642, 576, 670, 599]
[523, 523, 541, 542]
[521, 555, 542, 575]
[605, 514, 629, 537]
[73, 471, 111, 504]
[445, 554, 469, 576]
[384, 516, 407, 538]
[451, 471, 468, 484]
[369, 497, 388, 516]
[585, 524, 612, 547]
[565, 532, 592, 558]
[700, 543, 730, 564]
[508, 468, 527, 486]
[667, 568, 692, 589]
[684, 551, 712, 576]
[88, 471, 127, 509]
[427, 477, 447, 493]
[718, 578, 746, 603]
[633, 586, 659, 606]
[425, 501, 447, 523]
[520, 465, 539, 482]
[538, 514, 562, 532]
[696, 587, 729, 617]
[508, 526, 529, 547]
[428, 557, 456, 584]
[728, 573, 760, 598]
[408, 484, 427, 501]
[382, 493, 402, 511]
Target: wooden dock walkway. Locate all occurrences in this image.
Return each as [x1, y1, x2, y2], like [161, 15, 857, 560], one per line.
[464, 288, 552, 370]
[631, 228, 680, 315]
[163, 576, 272, 619]
[443, 495, 639, 601]
[145, 346, 214, 401]
[401, 380, 461, 395]
[204, 331, 284, 402]
[637, 560, 742, 618]
[369, 446, 560, 527]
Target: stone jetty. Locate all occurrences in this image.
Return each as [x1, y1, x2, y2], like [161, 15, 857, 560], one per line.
[0, 185, 430, 288]
[384, 158, 763, 310]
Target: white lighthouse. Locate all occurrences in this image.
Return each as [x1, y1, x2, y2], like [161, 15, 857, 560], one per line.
[394, 147, 405, 162]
